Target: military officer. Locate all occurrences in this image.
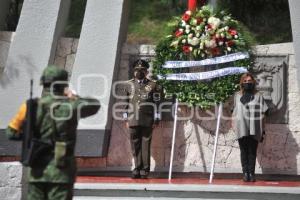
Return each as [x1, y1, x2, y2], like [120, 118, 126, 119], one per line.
[5, 65, 100, 200]
[124, 59, 162, 179]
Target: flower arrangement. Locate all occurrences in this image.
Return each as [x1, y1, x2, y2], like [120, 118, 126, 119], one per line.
[152, 6, 254, 109]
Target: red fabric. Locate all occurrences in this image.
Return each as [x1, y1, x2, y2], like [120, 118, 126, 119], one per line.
[188, 0, 197, 11]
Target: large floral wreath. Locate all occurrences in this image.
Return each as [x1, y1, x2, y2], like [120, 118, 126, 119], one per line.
[152, 6, 254, 109]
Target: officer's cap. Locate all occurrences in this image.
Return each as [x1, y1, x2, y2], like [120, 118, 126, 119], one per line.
[133, 59, 149, 70]
[40, 65, 68, 86]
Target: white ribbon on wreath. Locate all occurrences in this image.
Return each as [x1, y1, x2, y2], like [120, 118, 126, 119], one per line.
[157, 67, 247, 81]
[162, 52, 249, 69]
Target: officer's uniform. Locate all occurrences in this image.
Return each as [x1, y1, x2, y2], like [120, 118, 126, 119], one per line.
[124, 60, 162, 178]
[6, 65, 100, 200]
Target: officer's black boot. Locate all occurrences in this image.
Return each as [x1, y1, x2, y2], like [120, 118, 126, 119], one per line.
[140, 170, 149, 179]
[132, 168, 141, 179]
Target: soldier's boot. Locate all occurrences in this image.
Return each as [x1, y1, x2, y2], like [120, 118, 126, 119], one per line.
[140, 170, 149, 179]
[132, 168, 141, 179]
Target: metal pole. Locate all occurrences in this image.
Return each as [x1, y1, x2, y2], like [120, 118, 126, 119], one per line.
[209, 102, 223, 184]
[168, 98, 179, 181]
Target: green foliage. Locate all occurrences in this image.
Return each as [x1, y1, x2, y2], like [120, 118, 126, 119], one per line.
[64, 0, 87, 38]
[127, 0, 186, 43]
[4, 0, 23, 31]
[217, 0, 292, 44]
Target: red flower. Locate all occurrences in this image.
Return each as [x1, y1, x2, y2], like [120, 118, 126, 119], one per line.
[228, 28, 237, 36]
[227, 40, 235, 47]
[182, 13, 191, 22]
[207, 24, 212, 30]
[196, 18, 203, 24]
[182, 45, 191, 53]
[211, 47, 220, 56]
[175, 30, 183, 37]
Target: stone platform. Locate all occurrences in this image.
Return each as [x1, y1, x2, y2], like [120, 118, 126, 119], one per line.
[74, 176, 300, 200]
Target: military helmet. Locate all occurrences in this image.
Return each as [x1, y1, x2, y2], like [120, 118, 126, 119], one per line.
[40, 65, 69, 86]
[132, 59, 150, 70]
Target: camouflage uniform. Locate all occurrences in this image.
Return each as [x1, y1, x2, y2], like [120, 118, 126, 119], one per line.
[124, 60, 162, 178]
[6, 65, 100, 200]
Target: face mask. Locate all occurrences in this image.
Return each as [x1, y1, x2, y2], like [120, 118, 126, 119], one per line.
[135, 70, 146, 80]
[242, 82, 255, 92]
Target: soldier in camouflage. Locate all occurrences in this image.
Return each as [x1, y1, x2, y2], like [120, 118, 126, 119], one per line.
[6, 65, 100, 200]
[124, 59, 162, 179]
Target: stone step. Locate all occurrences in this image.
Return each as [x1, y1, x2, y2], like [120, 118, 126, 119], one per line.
[74, 182, 300, 200]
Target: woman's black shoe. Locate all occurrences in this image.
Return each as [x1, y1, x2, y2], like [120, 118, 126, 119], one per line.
[243, 172, 250, 182]
[249, 173, 256, 182]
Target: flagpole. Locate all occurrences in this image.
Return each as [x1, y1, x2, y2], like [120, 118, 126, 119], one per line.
[168, 98, 179, 182]
[209, 102, 223, 184]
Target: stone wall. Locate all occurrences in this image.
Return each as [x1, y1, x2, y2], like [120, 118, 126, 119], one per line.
[0, 32, 14, 74]
[0, 162, 23, 200]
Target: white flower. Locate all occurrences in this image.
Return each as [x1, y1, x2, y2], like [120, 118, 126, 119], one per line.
[189, 46, 193, 51]
[189, 37, 200, 46]
[170, 40, 179, 47]
[179, 28, 184, 32]
[224, 16, 231, 21]
[220, 33, 225, 38]
[226, 34, 232, 39]
[192, 19, 198, 25]
[204, 39, 217, 48]
[224, 26, 229, 31]
[210, 40, 217, 48]
[234, 35, 239, 39]
[208, 17, 221, 29]
[185, 10, 192, 15]
[196, 33, 200, 38]
[188, 33, 193, 38]
[182, 39, 187, 44]
[227, 47, 232, 52]
[201, 53, 205, 57]
[181, 20, 186, 27]
[218, 41, 224, 46]
[200, 42, 204, 49]
[186, 25, 191, 29]
[196, 26, 201, 31]
[215, 33, 220, 38]
[185, 29, 191, 34]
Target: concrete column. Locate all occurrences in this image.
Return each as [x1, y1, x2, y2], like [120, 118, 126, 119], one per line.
[0, 0, 10, 30]
[0, 0, 71, 128]
[70, 0, 129, 156]
[289, 0, 300, 90]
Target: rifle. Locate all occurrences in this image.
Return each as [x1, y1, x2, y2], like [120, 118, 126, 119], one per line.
[21, 79, 36, 166]
[20, 80, 52, 167]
